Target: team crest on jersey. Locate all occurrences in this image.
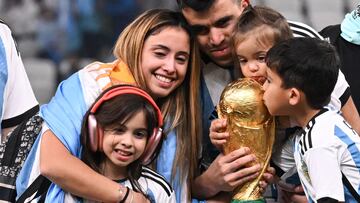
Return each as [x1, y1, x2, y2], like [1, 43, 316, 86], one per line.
[300, 158, 311, 184]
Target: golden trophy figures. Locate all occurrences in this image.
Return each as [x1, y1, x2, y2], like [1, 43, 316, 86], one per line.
[218, 78, 275, 203]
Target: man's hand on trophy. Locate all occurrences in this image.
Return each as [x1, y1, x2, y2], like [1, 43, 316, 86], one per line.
[205, 147, 261, 193]
[209, 118, 229, 151]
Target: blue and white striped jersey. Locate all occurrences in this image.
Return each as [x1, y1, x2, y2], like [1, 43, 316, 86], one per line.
[65, 166, 176, 203]
[295, 108, 360, 202]
[0, 20, 38, 140]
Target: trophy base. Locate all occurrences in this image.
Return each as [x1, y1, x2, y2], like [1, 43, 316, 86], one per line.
[231, 199, 265, 203]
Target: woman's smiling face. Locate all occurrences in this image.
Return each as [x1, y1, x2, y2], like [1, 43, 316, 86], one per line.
[141, 26, 190, 99]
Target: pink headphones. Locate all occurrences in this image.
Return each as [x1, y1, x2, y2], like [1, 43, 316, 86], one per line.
[87, 85, 163, 165]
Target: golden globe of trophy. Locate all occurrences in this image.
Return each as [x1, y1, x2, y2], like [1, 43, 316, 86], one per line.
[217, 78, 275, 203]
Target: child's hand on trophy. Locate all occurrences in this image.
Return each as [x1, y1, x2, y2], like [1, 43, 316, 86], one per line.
[258, 166, 276, 193]
[210, 118, 229, 151]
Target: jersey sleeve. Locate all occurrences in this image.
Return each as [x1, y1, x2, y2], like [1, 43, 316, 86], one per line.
[157, 189, 176, 203]
[138, 167, 177, 203]
[288, 20, 324, 39]
[0, 22, 38, 129]
[304, 146, 344, 201]
[329, 70, 350, 110]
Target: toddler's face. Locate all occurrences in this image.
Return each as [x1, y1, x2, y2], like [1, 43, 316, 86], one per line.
[235, 37, 272, 85]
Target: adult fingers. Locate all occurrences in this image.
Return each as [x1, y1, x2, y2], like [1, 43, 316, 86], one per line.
[231, 163, 260, 179]
[210, 132, 229, 141]
[211, 138, 228, 148]
[225, 168, 260, 189]
[209, 118, 227, 133]
[221, 147, 252, 164]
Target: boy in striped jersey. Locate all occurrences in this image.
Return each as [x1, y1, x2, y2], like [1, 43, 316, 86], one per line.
[263, 37, 360, 203]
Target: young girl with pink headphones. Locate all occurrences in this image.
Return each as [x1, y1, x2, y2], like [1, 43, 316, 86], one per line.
[76, 85, 175, 203]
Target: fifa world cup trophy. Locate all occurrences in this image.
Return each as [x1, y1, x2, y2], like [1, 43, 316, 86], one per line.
[218, 78, 275, 203]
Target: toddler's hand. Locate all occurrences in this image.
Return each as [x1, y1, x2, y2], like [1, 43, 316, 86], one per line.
[209, 118, 229, 151]
[258, 166, 276, 194]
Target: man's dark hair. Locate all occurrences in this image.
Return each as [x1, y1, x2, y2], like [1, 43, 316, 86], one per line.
[266, 38, 340, 109]
[176, 0, 215, 11]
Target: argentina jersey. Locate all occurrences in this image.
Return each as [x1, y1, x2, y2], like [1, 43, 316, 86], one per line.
[65, 166, 176, 203]
[0, 21, 38, 140]
[294, 108, 360, 202]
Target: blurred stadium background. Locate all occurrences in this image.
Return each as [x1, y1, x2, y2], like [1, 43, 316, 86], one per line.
[0, 1, 357, 202]
[0, 0, 357, 105]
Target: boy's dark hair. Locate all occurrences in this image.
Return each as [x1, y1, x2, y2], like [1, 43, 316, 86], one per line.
[81, 85, 159, 197]
[266, 38, 340, 109]
[176, 0, 215, 11]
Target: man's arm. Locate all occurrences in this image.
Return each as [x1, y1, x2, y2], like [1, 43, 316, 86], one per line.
[40, 130, 148, 202]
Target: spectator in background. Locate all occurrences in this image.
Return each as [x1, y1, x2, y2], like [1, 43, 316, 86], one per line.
[1, 0, 39, 43]
[36, 4, 64, 66]
[101, 0, 141, 57]
[138, 0, 177, 12]
[35, 0, 82, 83]
[35, 0, 142, 83]
[77, 0, 102, 59]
